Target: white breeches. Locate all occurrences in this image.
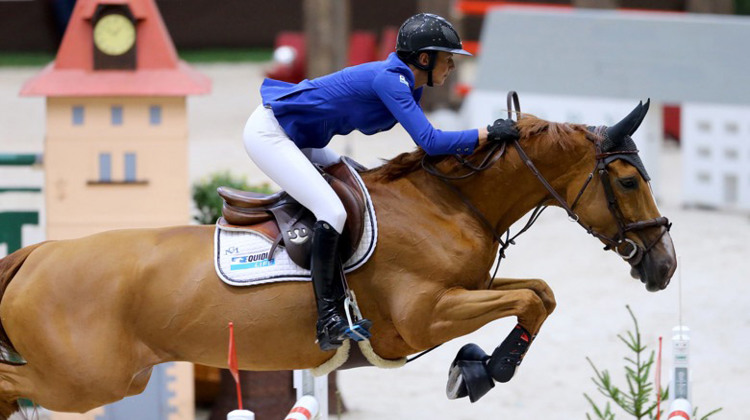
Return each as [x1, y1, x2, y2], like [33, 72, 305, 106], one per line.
[243, 105, 346, 233]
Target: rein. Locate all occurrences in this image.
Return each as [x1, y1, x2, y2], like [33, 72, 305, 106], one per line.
[421, 137, 543, 285]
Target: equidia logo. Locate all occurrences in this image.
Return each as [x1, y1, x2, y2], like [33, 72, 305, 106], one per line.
[230, 251, 275, 271]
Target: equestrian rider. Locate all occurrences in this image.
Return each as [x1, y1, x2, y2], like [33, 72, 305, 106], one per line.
[243, 13, 519, 351]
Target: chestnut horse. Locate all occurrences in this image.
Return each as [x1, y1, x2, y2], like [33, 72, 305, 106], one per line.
[0, 101, 675, 417]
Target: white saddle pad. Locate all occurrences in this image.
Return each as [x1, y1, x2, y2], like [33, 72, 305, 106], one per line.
[214, 163, 377, 286]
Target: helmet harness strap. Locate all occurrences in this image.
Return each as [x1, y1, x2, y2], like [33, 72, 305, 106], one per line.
[406, 50, 437, 87]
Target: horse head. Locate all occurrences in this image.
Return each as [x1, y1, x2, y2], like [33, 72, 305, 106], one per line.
[562, 100, 676, 291]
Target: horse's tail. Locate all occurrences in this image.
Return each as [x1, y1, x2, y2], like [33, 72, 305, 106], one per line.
[0, 243, 47, 420]
[0, 242, 47, 358]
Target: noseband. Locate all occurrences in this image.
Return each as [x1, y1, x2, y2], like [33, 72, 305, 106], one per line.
[422, 92, 671, 277]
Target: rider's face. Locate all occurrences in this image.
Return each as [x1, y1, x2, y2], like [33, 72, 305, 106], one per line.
[430, 52, 455, 86]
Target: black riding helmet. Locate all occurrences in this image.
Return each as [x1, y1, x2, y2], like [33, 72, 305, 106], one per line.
[396, 13, 472, 87]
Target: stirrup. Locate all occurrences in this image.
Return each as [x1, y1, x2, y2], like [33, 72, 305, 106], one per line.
[344, 319, 372, 342]
[343, 290, 371, 341]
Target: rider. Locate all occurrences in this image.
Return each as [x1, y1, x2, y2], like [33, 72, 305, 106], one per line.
[243, 13, 519, 351]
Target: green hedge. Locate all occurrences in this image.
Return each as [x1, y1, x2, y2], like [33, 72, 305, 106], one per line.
[192, 171, 274, 225]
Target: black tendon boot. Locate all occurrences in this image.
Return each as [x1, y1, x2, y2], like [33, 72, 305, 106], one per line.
[486, 324, 533, 383]
[311, 221, 371, 351]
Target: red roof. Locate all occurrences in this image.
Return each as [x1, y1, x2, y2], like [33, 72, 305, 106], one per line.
[21, 0, 210, 97]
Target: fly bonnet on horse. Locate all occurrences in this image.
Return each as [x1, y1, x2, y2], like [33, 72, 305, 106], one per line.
[593, 100, 652, 182]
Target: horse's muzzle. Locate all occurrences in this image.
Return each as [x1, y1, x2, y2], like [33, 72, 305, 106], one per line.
[629, 231, 676, 292]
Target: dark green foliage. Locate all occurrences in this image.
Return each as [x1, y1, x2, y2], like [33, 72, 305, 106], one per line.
[192, 171, 273, 225]
[0, 52, 55, 67]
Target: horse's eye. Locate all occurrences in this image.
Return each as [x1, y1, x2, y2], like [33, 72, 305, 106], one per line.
[618, 177, 638, 190]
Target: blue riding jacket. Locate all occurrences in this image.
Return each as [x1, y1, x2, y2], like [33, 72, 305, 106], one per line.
[260, 52, 478, 156]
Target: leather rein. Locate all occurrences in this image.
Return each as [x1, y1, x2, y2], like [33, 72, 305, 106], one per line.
[421, 91, 671, 279]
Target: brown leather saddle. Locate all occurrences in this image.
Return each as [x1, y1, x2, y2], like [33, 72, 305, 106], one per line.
[217, 159, 367, 269]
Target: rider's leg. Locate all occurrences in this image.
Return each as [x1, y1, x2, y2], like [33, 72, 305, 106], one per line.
[301, 146, 355, 315]
[310, 220, 350, 349]
[301, 147, 341, 168]
[243, 106, 347, 232]
[243, 106, 370, 350]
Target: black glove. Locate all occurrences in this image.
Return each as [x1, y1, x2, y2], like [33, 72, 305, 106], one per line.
[487, 118, 520, 143]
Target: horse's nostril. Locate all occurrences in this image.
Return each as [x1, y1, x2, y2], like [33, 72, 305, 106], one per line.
[659, 263, 670, 278]
[658, 259, 677, 282]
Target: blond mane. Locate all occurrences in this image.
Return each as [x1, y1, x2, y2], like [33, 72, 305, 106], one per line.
[367, 115, 587, 182]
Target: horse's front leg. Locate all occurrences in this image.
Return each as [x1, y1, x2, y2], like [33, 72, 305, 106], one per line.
[424, 284, 552, 403]
[489, 277, 557, 326]
[428, 287, 548, 342]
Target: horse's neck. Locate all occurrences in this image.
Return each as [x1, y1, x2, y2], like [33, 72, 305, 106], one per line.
[434, 137, 593, 236]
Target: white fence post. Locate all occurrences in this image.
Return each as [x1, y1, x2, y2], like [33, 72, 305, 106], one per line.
[291, 369, 327, 420]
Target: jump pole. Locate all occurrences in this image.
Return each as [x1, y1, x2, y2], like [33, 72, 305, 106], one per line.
[288, 370, 327, 420]
[667, 326, 691, 420]
[666, 258, 692, 420]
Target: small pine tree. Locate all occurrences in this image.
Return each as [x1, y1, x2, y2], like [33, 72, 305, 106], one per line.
[191, 171, 273, 225]
[584, 305, 721, 420]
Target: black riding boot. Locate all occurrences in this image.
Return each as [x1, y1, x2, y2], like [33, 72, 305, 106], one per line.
[311, 220, 371, 351]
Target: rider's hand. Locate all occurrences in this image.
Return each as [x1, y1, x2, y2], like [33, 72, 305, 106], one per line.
[487, 118, 520, 143]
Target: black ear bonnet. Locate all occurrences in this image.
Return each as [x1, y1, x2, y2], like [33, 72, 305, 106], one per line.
[600, 131, 651, 182]
[590, 99, 652, 182]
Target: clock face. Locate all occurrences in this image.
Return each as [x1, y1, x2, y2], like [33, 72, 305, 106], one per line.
[93, 14, 136, 56]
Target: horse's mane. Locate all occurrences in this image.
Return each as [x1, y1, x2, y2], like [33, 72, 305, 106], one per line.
[367, 115, 587, 182]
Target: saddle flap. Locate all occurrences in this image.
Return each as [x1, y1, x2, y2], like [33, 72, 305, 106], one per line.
[269, 202, 316, 269]
[325, 174, 365, 257]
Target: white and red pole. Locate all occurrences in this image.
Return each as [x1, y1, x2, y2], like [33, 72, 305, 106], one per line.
[291, 369, 327, 420]
[666, 326, 691, 420]
[284, 395, 320, 420]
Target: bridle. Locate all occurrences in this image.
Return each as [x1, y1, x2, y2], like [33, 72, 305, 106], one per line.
[569, 125, 671, 264]
[422, 91, 671, 275]
[406, 91, 672, 363]
[408, 93, 672, 364]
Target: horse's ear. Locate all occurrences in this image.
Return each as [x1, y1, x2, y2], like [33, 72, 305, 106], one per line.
[607, 99, 650, 143]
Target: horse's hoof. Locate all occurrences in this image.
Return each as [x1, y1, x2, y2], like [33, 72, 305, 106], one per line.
[446, 363, 469, 400]
[446, 343, 495, 403]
